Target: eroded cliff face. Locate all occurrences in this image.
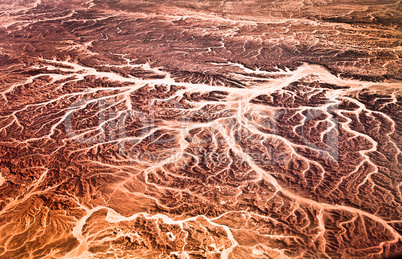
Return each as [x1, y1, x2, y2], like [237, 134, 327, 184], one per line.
[0, 0, 401, 258]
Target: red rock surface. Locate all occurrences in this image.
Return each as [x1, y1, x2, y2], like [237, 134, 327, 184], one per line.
[0, 0, 401, 258]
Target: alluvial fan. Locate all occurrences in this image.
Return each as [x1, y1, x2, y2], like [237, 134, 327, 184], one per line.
[0, 0, 401, 258]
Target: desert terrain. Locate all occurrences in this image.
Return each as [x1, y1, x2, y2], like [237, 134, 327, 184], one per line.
[0, 0, 401, 258]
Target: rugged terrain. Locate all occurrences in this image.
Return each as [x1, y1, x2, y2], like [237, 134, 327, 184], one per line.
[0, 0, 401, 258]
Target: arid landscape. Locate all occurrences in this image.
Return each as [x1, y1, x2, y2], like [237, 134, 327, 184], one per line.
[0, 0, 401, 258]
